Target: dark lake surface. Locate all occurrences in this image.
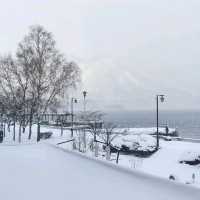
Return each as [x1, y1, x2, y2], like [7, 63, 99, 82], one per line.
[104, 110, 200, 139]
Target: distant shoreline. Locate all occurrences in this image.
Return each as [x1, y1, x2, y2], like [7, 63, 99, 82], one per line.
[104, 110, 200, 139]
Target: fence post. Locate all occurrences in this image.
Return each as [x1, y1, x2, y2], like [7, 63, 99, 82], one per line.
[116, 151, 120, 164]
[94, 141, 99, 157]
[106, 145, 110, 160]
[61, 121, 63, 136]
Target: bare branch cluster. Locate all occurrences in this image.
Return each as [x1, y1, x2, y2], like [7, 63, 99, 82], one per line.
[0, 25, 80, 141]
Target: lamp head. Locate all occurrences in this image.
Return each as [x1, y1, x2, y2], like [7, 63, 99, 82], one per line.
[83, 91, 87, 98]
[160, 95, 165, 102]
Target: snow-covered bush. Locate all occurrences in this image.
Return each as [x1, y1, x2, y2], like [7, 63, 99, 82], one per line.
[179, 151, 200, 165]
[112, 134, 156, 156]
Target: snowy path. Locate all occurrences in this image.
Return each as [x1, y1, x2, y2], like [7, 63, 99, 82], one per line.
[0, 144, 199, 200]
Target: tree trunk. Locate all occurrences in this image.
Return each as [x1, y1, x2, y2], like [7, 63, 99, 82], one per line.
[22, 114, 26, 133]
[18, 122, 22, 143]
[8, 121, 10, 132]
[37, 116, 40, 142]
[60, 122, 63, 136]
[3, 123, 5, 137]
[28, 114, 33, 140]
[13, 118, 16, 141]
[28, 123, 32, 140]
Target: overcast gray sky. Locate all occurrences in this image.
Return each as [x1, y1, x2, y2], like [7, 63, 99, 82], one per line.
[1, 0, 200, 111]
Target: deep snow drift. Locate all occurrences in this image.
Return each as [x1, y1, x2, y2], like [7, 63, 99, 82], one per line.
[0, 143, 199, 200]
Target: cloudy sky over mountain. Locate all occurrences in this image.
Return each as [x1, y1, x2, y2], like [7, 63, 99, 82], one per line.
[1, 0, 200, 111]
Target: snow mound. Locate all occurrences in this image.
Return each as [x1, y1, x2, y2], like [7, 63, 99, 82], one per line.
[112, 134, 156, 152]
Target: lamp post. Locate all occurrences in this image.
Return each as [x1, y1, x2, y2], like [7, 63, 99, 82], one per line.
[71, 97, 77, 138]
[83, 91, 87, 113]
[82, 91, 87, 151]
[156, 95, 165, 150]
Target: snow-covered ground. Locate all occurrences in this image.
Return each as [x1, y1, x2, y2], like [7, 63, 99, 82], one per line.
[0, 143, 200, 200]
[44, 126, 200, 187]
[116, 140, 200, 186]
[1, 124, 200, 197]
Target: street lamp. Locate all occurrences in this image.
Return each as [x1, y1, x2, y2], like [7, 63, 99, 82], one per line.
[156, 95, 165, 150]
[82, 91, 87, 151]
[83, 91, 87, 113]
[71, 97, 77, 137]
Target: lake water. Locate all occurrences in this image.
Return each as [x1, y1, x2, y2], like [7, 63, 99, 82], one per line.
[105, 110, 200, 139]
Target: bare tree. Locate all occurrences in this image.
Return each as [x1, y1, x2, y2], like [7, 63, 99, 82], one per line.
[83, 111, 104, 156]
[100, 123, 118, 144]
[16, 25, 80, 141]
[0, 55, 27, 142]
[100, 122, 118, 160]
[0, 25, 80, 142]
[85, 112, 118, 159]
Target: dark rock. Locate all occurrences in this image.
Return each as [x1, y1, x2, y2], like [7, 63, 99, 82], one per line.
[179, 159, 200, 165]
